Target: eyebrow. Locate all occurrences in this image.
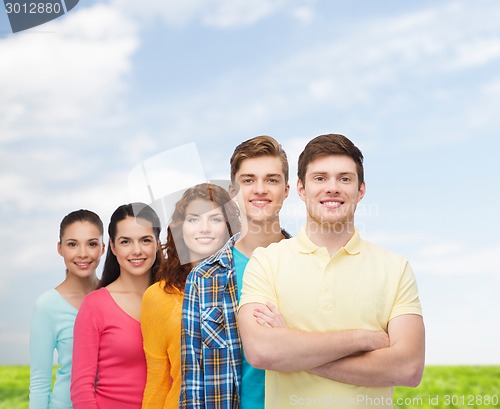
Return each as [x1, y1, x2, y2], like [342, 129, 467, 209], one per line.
[116, 235, 155, 240]
[186, 211, 224, 217]
[310, 171, 356, 176]
[64, 237, 100, 242]
[238, 173, 283, 179]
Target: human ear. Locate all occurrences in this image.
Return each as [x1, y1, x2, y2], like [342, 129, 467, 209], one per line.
[109, 240, 117, 256]
[284, 183, 290, 200]
[297, 179, 306, 202]
[229, 183, 237, 199]
[358, 182, 366, 202]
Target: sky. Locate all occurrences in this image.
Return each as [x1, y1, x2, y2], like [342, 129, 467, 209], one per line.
[1, 0, 499, 366]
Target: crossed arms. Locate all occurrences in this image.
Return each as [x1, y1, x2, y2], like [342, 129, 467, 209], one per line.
[237, 303, 425, 388]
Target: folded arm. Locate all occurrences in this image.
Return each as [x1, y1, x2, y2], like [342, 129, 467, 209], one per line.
[309, 314, 425, 387]
[238, 302, 389, 372]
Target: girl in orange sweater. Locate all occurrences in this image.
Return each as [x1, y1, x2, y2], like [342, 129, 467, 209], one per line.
[141, 183, 240, 409]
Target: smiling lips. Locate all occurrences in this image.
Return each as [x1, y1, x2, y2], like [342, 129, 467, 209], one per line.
[250, 198, 271, 207]
[195, 237, 215, 244]
[75, 261, 91, 269]
[321, 199, 344, 209]
[128, 258, 146, 266]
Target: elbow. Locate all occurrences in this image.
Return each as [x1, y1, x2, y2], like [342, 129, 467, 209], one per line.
[241, 332, 281, 370]
[399, 360, 424, 388]
[243, 344, 272, 370]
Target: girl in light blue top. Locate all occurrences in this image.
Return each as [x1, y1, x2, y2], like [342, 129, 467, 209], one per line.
[29, 209, 105, 409]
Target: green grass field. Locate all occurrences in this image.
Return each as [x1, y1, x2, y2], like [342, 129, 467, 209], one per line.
[1, 366, 499, 408]
[0, 366, 30, 409]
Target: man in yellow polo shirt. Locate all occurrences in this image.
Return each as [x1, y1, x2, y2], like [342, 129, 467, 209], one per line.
[238, 134, 425, 409]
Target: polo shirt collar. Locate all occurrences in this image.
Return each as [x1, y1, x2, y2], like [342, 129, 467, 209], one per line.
[297, 225, 361, 255]
[343, 229, 361, 255]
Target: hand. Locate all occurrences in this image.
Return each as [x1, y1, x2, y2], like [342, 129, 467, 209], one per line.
[253, 302, 287, 328]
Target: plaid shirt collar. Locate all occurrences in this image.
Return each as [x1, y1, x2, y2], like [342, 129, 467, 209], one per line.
[198, 228, 291, 278]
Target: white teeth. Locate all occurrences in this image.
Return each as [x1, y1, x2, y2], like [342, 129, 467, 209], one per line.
[323, 201, 342, 207]
[196, 238, 214, 243]
[253, 200, 268, 205]
[129, 259, 144, 265]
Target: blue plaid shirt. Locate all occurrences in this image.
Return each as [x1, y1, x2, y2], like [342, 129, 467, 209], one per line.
[180, 231, 291, 409]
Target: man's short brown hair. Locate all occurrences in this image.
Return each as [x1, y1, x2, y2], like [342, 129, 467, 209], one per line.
[230, 135, 289, 183]
[297, 134, 364, 187]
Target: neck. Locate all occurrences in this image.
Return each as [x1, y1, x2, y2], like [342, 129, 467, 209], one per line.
[112, 271, 151, 295]
[305, 219, 356, 257]
[235, 218, 283, 257]
[64, 272, 99, 294]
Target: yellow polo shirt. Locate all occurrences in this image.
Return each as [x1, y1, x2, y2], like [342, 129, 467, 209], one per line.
[240, 226, 422, 409]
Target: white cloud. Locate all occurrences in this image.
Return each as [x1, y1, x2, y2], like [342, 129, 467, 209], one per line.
[202, 0, 285, 28]
[0, 4, 138, 141]
[425, 309, 500, 364]
[109, 0, 204, 25]
[413, 245, 500, 275]
[417, 242, 465, 258]
[110, 0, 287, 28]
[291, 6, 314, 25]
[359, 234, 500, 276]
[481, 77, 500, 96]
[139, 2, 500, 147]
[446, 38, 500, 70]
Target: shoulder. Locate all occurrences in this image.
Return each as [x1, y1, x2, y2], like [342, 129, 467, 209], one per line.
[33, 288, 64, 314]
[359, 238, 409, 271]
[142, 281, 180, 309]
[34, 288, 57, 307]
[79, 287, 109, 310]
[253, 235, 297, 258]
[75, 289, 111, 329]
[143, 281, 165, 299]
[245, 237, 298, 278]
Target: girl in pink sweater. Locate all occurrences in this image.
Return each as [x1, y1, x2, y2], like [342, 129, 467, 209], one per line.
[71, 203, 164, 409]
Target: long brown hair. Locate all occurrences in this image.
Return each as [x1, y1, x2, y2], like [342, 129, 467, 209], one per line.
[99, 203, 163, 288]
[158, 183, 240, 293]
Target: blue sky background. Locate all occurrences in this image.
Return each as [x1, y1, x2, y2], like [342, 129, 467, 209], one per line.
[1, 0, 499, 365]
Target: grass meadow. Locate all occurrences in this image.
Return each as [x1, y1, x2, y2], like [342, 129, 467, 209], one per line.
[1, 366, 499, 408]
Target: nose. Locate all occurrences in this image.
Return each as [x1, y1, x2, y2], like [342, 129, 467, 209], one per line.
[131, 241, 142, 255]
[253, 179, 268, 195]
[77, 245, 88, 258]
[324, 178, 339, 194]
[199, 217, 211, 233]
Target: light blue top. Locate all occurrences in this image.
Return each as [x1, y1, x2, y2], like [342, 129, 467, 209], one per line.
[29, 288, 77, 409]
[233, 246, 265, 409]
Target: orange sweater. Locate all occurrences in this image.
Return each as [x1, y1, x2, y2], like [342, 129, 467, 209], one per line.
[140, 281, 183, 409]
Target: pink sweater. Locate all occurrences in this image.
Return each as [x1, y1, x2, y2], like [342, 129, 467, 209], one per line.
[71, 288, 146, 409]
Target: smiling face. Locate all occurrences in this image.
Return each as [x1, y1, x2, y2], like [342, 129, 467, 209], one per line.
[181, 199, 230, 263]
[110, 216, 159, 278]
[298, 155, 365, 231]
[57, 221, 104, 278]
[231, 156, 289, 225]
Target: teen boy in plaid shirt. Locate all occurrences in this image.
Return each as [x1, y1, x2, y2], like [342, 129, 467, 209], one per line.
[180, 136, 291, 409]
